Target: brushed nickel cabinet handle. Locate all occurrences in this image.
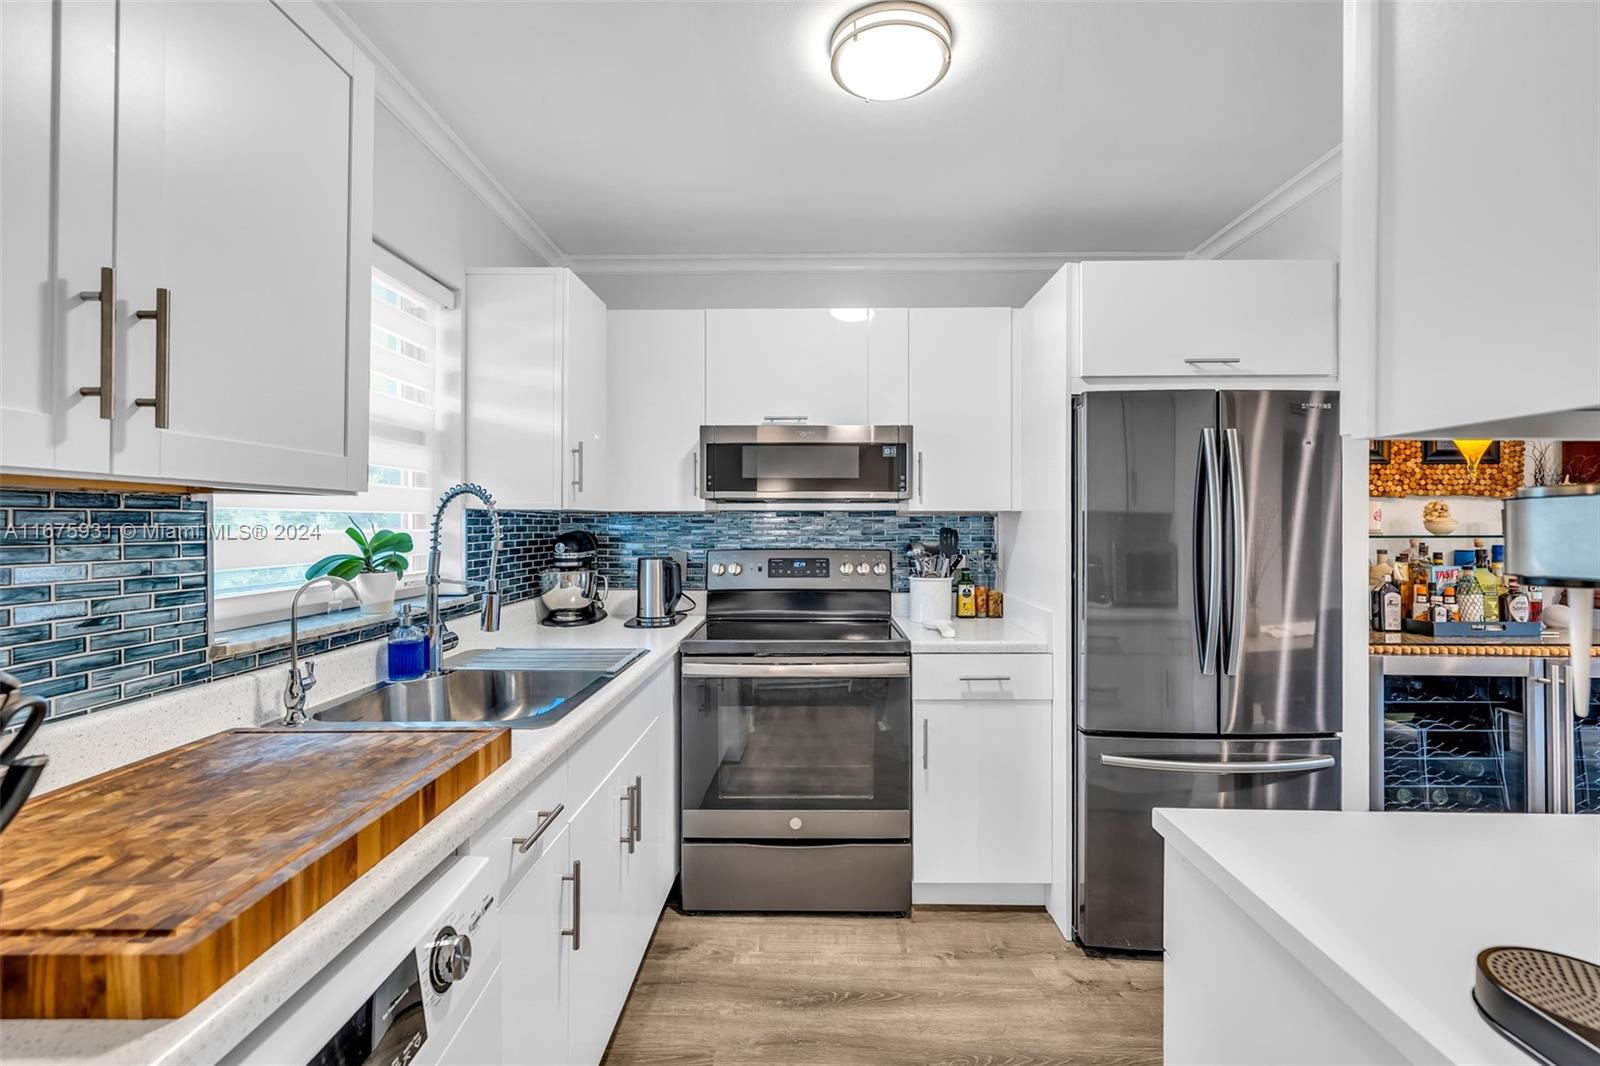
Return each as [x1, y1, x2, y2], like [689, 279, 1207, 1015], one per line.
[632, 775, 642, 843]
[512, 803, 564, 853]
[133, 287, 170, 428]
[561, 860, 581, 950]
[692, 450, 699, 498]
[76, 266, 114, 419]
[922, 718, 929, 770]
[958, 675, 1012, 683]
[1184, 357, 1241, 366]
[619, 784, 636, 853]
[917, 451, 925, 504]
[762, 415, 809, 423]
[571, 439, 584, 493]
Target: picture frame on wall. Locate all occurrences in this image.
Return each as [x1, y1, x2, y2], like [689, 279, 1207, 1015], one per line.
[1420, 440, 1502, 465]
[1369, 440, 1390, 464]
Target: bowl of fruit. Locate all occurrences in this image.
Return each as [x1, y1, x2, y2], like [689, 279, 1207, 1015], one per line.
[1422, 500, 1457, 535]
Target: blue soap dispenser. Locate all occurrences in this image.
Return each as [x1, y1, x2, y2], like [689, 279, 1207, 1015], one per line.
[387, 604, 427, 681]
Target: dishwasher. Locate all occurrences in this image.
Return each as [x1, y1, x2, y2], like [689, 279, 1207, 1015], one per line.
[222, 856, 502, 1066]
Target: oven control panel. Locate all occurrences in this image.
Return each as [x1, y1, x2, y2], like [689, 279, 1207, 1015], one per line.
[706, 548, 893, 590]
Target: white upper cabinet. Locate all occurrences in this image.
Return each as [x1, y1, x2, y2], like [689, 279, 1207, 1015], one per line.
[606, 310, 704, 511]
[562, 275, 608, 508]
[908, 308, 1012, 512]
[1077, 260, 1336, 380]
[705, 309, 870, 425]
[0, 0, 373, 493]
[1351, 0, 1600, 438]
[867, 308, 910, 424]
[1, 0, 117, 475]
[465, 268, 607, 511]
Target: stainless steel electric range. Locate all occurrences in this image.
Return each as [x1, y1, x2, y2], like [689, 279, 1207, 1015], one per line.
[678, 548, 912, 914]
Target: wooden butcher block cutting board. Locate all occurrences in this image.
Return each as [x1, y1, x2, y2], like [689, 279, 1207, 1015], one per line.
[0, 726, 510, 1019]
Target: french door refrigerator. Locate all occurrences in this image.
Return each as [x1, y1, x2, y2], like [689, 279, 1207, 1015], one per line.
[1073, 390, 1343, 951]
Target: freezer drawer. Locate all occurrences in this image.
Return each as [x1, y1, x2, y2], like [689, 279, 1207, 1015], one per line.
[1075, 733, 1340, 952]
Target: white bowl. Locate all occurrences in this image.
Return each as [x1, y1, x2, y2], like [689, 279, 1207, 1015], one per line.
[1423, 517, 1458, 535]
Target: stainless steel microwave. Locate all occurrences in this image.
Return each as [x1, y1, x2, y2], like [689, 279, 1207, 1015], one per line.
[698, 425, 913, 502]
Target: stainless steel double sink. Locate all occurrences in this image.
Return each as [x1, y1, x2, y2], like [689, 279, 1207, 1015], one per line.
[311, 648, 647, 728]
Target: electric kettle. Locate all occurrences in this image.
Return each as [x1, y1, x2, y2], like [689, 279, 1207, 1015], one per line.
[629, 554, 689, 628]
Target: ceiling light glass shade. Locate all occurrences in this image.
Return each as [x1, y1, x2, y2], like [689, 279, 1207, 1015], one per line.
[831, 2, 952, 102]
[829, 308, 875, 323]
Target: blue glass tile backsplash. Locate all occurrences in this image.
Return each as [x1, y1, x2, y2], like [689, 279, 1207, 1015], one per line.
[4, 490, 995, 724]
[466, 510, 997, 595]
[2, 489, 212, 720]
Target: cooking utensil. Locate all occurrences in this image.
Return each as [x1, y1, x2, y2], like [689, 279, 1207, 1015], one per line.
[0, 753, 47, 835]
[2, 671, 47, 766]
[939, 527, 960, 563]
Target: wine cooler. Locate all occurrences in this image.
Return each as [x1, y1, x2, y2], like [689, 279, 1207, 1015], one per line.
[1371, 656, 1600, 814]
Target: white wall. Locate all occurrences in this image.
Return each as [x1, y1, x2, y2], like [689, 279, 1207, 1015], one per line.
[371, 105, 547, 288]
[579, 267, 1057, 311]
[1220, 179, 1341, 260]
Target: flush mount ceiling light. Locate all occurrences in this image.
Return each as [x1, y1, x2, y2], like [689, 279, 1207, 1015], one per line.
[830, 2, 952, 102]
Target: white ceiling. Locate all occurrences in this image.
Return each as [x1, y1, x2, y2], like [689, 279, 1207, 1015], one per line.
[337, 0, 1341, 304]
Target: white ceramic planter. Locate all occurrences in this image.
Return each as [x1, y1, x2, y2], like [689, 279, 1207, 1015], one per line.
[353, 570, 398, 617]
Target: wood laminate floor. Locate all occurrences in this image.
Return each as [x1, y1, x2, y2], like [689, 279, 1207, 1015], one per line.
[601, 908, 1163, 1066]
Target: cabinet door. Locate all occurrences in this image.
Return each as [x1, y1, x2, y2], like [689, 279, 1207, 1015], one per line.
[0, 0, 115, 474]
[565, 764, 635, 1066]
[705, 309, 869, 425]
[465, 271, 562, 509]
[867, 308, 910, 424]
[606, 310, 704, 510]
[112, 1, 372, 491]
[501, 827, 572, 1066]
[563, 273, 608, 508]
[912, 700, 1051, 884]
[1079, 260, 1336, 378]
[908, 308, 1012, 512]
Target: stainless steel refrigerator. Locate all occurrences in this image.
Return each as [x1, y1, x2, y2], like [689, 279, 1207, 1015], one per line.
[1073, 390, 1343, 951]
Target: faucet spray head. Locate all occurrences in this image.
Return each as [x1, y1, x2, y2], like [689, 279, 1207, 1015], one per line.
[481, 584, 502, 632]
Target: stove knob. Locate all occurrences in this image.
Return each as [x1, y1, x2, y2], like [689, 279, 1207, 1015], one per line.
[711, 563, 726, 576]
[873, 562, 888, 575]
[728, 562, 743, 576]
[429, 926, 472, 993]
[840, 562, 854, 575]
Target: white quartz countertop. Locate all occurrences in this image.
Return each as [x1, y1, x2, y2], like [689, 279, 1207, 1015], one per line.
[1154, 808, 1600, 1066]
[1, 594, 704, 1066]
[894, 614, 1048, 653]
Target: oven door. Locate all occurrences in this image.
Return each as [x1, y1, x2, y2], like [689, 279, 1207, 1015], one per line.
[699, 425, 911, 501]
[680, 657, 912, 839]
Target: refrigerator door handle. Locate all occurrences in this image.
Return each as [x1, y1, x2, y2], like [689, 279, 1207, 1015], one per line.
[1221, 426, 1246, 676]
[1100, 753, 1336, 775]
[1193, 428, 1222, 676]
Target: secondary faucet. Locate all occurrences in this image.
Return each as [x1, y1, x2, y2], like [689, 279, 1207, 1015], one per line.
[424, 483, 503, 676]
[283, 575, 360, 725]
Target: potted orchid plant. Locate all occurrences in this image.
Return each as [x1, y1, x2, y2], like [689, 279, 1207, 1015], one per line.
[305, 519, 414, 616]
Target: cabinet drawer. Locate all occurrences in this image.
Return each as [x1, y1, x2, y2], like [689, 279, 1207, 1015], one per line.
[469, 760, 569, 896]
[913, 653, 1051, 701]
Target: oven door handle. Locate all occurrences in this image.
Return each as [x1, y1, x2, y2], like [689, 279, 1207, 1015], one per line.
[681, 660, 910, 679]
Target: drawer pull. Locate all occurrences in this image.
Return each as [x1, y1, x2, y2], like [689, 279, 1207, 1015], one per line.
[1184, 357, 1241, 367]
[958, 675, 1012, 683]
[633, 775, 642, 843]
[512, 803, 564, 853]
[620, 784, 637, 854]
[561, 860, 581, 950]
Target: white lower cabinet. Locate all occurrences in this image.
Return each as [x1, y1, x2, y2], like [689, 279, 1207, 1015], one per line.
[912, 654, 1052, 893]
[487, 667, 676, 1066]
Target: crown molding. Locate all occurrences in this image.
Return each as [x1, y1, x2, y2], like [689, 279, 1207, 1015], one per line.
[319, 1, 567, 267]
[1188, 145, 1342, 260]
[565, 251, 1183, 276]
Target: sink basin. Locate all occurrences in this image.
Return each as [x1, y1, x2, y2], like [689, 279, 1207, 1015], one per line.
[310, 668, 613, 728]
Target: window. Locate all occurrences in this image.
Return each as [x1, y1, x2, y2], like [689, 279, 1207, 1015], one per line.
[213, 261, 461, 629]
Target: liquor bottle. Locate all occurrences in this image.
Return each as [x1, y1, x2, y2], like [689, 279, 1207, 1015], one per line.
[1445, 588, 1460, 623]
[1395, 552, 1413, 616]
[1477, 557, 1500, 622]
[1378, 575, 1403, 634]
[1502, 577, 1531, 623]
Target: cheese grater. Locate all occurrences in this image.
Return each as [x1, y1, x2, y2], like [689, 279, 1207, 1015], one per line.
[1474, 946, 1600, 1066]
